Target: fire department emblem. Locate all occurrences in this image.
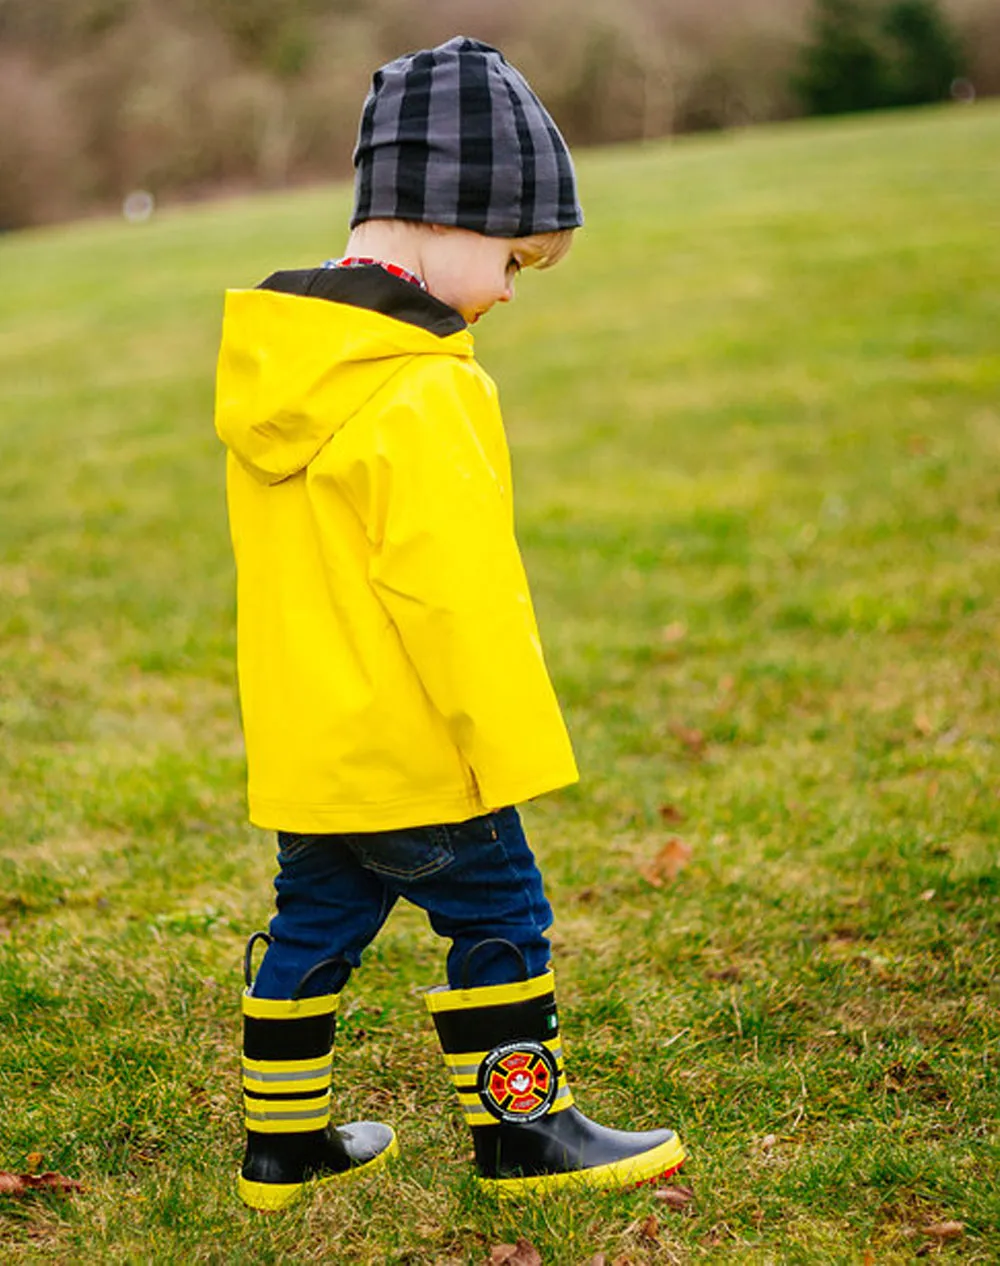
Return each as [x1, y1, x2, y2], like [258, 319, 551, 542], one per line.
[478, 1041, 558, 1123]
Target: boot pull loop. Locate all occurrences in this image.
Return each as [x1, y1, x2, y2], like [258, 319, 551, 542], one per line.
[460, 938, 528, 991]
[291, 955, 351, 1001]
[243, 931, 272, 989]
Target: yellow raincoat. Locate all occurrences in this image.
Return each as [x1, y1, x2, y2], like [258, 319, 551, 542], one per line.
[215, 286, 578, 832]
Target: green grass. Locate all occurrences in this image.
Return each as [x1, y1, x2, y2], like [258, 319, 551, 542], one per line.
[2, 102, 999, 1263]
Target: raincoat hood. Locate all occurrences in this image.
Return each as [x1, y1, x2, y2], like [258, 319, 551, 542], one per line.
[215, 287, 475, 484]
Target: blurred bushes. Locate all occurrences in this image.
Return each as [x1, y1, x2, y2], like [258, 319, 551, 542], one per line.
[0, 0, 995, 230]
[794, 0, 965, 115]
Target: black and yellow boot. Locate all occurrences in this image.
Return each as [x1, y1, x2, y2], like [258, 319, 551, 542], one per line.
[425, 968, 685, 1195]
[239, 941, 398, 1211]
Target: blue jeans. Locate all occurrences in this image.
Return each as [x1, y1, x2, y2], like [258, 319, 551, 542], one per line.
[251, 806, 554, 999]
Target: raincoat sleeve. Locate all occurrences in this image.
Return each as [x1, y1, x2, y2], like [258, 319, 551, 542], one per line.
[337, 359, 578, 808]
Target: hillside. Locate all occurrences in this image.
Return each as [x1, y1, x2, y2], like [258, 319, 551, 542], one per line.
[1, 103, 998, 1263]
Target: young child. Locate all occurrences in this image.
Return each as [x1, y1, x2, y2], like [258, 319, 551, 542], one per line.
[215, 35, 685, 1210]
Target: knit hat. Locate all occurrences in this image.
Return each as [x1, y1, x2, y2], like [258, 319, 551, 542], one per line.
[351, 36, 583, 238]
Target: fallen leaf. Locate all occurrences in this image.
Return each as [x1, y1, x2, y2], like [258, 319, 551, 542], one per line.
[486, 1239, 542, 1266]
[639, 1213, 659, 1241]
[640, 838, 693, 888]
[670, 724, 706, 757]
[658, 803, 685, 824]
[923, 1222, 964, 1241]
[653, 1184, 695, 1210]
[0, 1171, 83, 1197]
[706, 965, 741, 982]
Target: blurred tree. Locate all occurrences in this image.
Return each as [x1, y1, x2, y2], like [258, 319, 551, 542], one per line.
[794, 0, 965, 115]
[0, 0, 135, 54]
[198, 0, 322, 78]
[793, 0, 888, 114]
[882, 0, 965, 106]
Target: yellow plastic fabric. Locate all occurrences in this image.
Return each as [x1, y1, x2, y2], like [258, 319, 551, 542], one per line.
[215, 289, 578, 832]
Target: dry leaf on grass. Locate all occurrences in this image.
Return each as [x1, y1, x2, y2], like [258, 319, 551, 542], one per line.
[486, 1239, 542, 1266]
[654, 1184, 695, 1210]
[0, 1171, 82, 1197]
[638, 1213, 659, 1241]
[670, 724, 706, 757]
[640, 838, 693, 887]
[922, 1222, 964, 1241]
[658, 803, 685, 824]
[706, 965, 741, 982]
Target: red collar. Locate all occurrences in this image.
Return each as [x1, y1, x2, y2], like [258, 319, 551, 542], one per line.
[324, 256, 427, 291]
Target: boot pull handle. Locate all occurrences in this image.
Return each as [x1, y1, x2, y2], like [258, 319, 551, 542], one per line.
[243, 931, 272, 988]
[291, 954, 351, 1001]
[460, 938, 528, 991]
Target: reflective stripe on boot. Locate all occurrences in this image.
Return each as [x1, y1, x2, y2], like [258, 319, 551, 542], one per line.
[425, 972, 685, 1195]
[239, 991, 398, 1211]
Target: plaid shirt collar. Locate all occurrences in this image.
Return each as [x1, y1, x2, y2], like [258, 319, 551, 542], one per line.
[322, 256, 427, 292]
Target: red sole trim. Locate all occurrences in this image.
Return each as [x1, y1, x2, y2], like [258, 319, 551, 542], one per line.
[628, 1159, 685, 1191]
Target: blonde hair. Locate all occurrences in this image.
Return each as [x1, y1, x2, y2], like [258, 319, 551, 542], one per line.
[517, 229, 574, 270]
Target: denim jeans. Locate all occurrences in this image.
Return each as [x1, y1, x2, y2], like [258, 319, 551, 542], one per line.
[251, 806, 554, 999]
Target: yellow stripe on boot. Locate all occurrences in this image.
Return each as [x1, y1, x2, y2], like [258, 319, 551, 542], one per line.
[238, 977, 397, 1208]
[425, 968, 686, 1194]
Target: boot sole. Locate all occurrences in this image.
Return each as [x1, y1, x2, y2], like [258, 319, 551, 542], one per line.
[479, 1134, 686, 1197]
[238, 1131, 400, 1211]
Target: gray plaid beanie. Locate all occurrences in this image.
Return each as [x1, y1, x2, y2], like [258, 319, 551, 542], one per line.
[351, 36, 583, 238]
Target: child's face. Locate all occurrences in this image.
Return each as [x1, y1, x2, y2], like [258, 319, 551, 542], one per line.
[421, 228, 527, 325]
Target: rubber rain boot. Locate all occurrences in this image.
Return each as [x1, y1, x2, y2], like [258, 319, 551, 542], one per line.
[425, 965, 684, 1195]
[239, 935, 398, 1210]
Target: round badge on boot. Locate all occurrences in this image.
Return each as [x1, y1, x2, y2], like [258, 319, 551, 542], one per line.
[478, 1041, 559, 1124]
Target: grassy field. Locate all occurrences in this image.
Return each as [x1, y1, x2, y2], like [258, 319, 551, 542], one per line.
[1, 102, 998, 1264]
